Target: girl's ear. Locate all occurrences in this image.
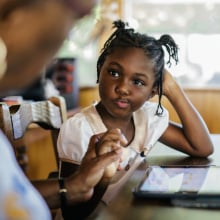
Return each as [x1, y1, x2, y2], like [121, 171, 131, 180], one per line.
[150, 86, 158, 99]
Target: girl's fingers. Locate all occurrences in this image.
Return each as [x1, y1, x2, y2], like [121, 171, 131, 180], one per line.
[95, 128, 128, 155]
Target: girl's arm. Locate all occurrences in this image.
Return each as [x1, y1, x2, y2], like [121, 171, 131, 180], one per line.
[159, 69, 214, 157]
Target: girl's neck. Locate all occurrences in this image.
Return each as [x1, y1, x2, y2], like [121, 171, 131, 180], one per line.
[96, 102, 135, 144]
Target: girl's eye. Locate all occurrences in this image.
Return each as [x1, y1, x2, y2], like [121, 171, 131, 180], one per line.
[109, 69, 120, 78]
[133, 79, 145, 87]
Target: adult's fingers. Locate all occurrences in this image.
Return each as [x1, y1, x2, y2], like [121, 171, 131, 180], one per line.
[92, 149, 122, 173]
[82, 133, 104, 161]
[78, 149, 122, 190]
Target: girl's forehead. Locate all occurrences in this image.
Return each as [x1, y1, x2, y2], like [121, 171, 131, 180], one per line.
[105, 47, 154, 71]
[110, 46, 144, 54]
[107, 47, 149, 61]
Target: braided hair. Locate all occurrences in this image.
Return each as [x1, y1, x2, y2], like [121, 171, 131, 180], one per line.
[97, 20, 179, 115]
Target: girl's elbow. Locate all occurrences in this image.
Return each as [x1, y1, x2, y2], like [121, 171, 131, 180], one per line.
[198, 144, 214, 157]
[205, 145, 214, 157]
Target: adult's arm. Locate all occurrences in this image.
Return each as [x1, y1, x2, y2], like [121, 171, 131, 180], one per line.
[32, 132, 123, 209]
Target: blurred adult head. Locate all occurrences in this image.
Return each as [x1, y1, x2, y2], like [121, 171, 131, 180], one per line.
[0, 0, 97, 96]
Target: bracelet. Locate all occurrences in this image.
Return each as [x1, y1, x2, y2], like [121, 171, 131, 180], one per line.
[58, 178, 67, 210]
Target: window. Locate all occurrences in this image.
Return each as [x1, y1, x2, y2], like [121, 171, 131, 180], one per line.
[124, 0, 220, 88]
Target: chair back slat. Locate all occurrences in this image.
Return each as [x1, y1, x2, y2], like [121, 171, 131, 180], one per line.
[10, 101, 63, 139]
[0, 96, 67, 172]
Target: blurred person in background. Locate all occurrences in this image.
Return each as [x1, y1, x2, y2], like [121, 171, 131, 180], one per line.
[0, 1, 125, 220]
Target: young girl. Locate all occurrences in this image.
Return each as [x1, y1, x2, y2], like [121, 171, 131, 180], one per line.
[57, 20, 213, 216]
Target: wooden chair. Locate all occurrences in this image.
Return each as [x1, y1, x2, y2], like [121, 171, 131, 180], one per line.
[0, 96, 67, 175]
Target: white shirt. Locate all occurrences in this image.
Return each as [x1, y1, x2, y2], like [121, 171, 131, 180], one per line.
[58, 101, 169, 163]
[57, 101, 169, 203]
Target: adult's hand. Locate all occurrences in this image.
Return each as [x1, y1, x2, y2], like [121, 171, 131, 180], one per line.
[65, 129, 124, 204]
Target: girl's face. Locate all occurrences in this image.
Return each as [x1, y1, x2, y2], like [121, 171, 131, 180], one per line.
[98, 47, 158, 119]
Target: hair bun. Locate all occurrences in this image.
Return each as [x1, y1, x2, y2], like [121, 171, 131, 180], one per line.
[113, 20, 128, 30]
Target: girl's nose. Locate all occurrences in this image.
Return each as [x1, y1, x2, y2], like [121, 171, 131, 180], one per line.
[115, 79, 130, 96]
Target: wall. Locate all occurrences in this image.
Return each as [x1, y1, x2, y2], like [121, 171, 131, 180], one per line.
[156, 88, 220, 134]
[26, 87, 220, 180]
[79, 87, 220, 134]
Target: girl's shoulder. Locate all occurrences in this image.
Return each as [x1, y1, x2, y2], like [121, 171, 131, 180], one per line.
[139, 101, 168, 117]
[61, 104, 106, 133]
[67, 104, 97, 123]
[59, 105, 94, 133]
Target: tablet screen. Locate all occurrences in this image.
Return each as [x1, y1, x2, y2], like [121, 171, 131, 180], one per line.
[135, 166, 220, 196]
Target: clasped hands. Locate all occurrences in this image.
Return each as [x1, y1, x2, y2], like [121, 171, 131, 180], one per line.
[82, 128, 127, 183]
[65, 128, 127, 204]
[94, 128, 128, 179]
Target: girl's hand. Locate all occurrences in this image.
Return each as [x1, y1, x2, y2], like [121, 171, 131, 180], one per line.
[162, 69, 179, 97]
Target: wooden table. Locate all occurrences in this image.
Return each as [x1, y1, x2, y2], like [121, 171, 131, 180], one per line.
[89, 134, 220, 220]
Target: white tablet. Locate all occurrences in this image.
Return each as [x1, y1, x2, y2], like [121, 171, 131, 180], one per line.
[133, 165, 220, 207]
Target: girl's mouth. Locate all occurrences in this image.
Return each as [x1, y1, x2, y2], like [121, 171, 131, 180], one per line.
[115, 99, 129, 109]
